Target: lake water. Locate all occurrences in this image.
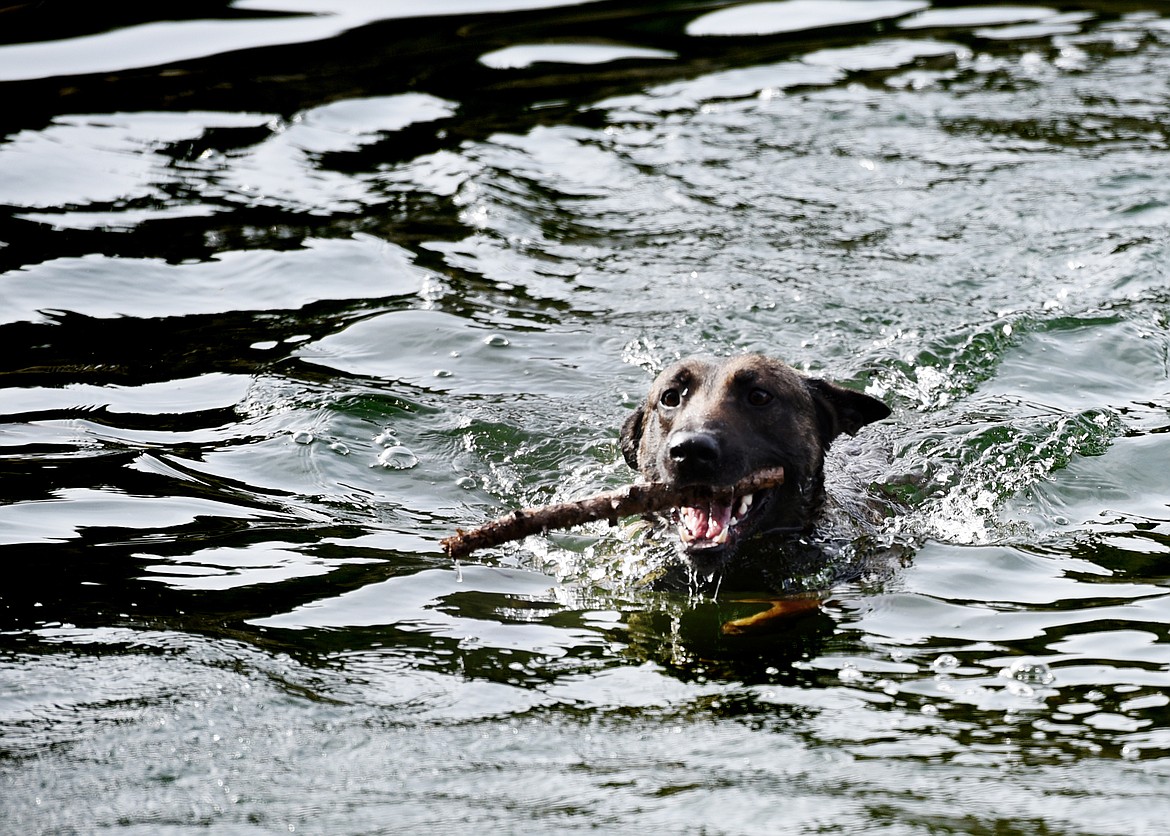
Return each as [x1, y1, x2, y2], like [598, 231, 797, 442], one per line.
[3, 1, 1170, 832]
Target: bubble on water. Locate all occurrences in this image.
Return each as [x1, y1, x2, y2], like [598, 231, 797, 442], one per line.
[999, 658, 1055, 686]
[921, 704, 939, 716]
[931, 653, 960, 673]
[456, 476, 477, 490]
[837, 664, 865, 683]
[1004, 680, 1036, 698]
[375, 445, 419, 469]
[484, 334, 510, 347]
[374, 429, 400, 447]
[434, 369, 454, 378]
[329, 441, 350, 456]
[1055, 45, 1089, 71]
[291, 430, 314, 445]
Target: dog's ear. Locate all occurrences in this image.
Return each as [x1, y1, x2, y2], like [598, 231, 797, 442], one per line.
[619, 404, 645, 470]
[805, 378, 890, 444]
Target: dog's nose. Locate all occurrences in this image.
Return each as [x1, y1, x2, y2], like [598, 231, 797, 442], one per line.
[668, 430, 720, 477]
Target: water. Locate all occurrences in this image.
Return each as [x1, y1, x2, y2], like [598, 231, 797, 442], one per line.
[2, 2, 1170, 832]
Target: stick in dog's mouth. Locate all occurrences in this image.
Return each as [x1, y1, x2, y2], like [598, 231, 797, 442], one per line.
[442, 467, 785, 559]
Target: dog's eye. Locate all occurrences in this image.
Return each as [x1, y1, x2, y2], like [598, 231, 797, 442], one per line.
[660, 388, 682, 408]
[748, 388, 773, 407]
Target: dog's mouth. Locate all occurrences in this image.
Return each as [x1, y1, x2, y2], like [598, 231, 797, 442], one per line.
[675, 489, 771, 552]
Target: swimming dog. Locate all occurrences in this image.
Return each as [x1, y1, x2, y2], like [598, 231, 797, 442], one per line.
[620, 354, 891, 586]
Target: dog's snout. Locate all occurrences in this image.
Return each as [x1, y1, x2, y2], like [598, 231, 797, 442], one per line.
[668, 430, 720, 477]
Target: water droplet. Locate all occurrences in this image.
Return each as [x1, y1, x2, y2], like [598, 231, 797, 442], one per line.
[999, 658, 1055, 686]
[291, 430, 314, 445]
[374, 429, 399, 447]
[375, 445, 418, 469]
[483, 334, 510, 347]
[931, 653, 960, 672]
[837, 664, 864, 683]
[1004, 680, 1036, 698]
[329, 441, 350, 456]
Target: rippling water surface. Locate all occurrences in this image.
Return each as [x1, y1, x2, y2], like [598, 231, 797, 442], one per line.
[3, 2, 1170, 832]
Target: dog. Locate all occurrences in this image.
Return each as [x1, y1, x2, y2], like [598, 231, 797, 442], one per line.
[620, 354, 891, 589]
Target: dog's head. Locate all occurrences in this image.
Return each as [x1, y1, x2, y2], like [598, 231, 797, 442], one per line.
[620, 354, 890, 571]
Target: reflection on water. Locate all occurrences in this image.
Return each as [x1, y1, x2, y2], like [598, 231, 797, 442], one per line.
[3, 1, 1170, 832]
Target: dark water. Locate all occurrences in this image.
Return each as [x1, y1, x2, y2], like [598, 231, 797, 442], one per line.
[3, 1, 1170, 832]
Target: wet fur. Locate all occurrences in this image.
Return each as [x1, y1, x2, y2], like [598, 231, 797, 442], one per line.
[620, 354, 890, 587]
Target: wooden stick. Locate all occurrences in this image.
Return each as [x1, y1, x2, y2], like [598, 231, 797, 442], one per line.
[441, 467, 784, 559]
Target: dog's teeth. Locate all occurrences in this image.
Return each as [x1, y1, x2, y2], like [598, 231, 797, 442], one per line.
[732, 493, 753, 523]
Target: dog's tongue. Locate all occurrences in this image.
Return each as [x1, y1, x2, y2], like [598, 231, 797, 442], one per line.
[680, 501, 733, 543]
